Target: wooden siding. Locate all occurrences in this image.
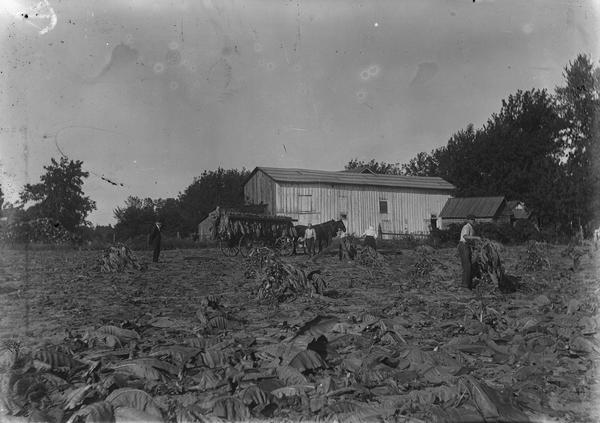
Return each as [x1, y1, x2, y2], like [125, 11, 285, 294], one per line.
[274, 183, 451, 237]
[244, 170, 276, 214]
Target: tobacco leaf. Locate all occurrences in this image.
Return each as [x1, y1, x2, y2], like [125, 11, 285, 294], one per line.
[66, 401, 114, 423]
[211, 396, 250, 422]
[276, 365, 308, 385]
[63, 384, 96, 410]
[95, 326, 140, 345]
[114, 406, 164, 422]
[289, 350, 327, 372]
[105, 388, 163, 419]
[240, 384, 271, 407]
[32, 349, 84, 371]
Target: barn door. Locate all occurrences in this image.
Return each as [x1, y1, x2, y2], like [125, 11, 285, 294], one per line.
[380, 219, 392, 239]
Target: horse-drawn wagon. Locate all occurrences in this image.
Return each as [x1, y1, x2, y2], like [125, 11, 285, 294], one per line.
[211, 208, 296, 257]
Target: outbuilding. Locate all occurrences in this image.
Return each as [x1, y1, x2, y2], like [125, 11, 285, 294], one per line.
[439, 196, 508, 228]
[243, 167, 455, 237]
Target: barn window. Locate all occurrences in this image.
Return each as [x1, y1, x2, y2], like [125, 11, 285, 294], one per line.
[298, 195, 312, 213]
[379, 200, 388, 214]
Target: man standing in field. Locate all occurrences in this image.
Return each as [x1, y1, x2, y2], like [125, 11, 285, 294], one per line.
[338, 227, 352, 262]
[149, 221, 163, 263]
[458, 215, 480, 289]
[304, 223, 316, 256]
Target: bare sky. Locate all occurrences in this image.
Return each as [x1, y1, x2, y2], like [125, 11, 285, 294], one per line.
[1, 0, 598, 225]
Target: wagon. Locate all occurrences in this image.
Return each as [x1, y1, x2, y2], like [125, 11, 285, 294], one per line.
[213, 209, 296, 257]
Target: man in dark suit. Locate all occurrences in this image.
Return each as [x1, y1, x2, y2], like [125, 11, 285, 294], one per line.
[149, 221, 163, 262]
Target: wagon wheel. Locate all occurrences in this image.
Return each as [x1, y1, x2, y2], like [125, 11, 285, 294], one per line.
[274, 236, 294, 256]
[238, 235, 254, 257]
[219, 239, 239, 257]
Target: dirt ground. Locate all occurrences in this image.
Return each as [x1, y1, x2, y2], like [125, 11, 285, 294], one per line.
[0, 243, 598, 422]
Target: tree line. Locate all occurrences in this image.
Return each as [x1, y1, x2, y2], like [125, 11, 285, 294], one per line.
[0, 166, 249, 242]
[347, 54, 599, 234]
[0, 54, 597, 242]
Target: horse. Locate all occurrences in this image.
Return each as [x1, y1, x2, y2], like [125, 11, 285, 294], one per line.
[291, 219, 346, 255]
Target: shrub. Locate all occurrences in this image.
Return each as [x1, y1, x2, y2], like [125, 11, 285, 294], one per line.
[431, 224, 462, 246]
[432, 220, 543, 245]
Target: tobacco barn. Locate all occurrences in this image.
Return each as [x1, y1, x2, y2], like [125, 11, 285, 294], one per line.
[243, 167, 455, 238]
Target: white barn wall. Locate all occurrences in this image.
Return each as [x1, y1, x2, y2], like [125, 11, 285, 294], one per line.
[243, 170, 276, 214]
[274, 183, 450, 236]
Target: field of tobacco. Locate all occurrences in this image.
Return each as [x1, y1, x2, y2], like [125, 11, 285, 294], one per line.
[0, 242, 598, 422]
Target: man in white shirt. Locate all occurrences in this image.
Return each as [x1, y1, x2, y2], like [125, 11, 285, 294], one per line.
[338, 227, 352, 261]
[304, 223, 316, 256]
[458, 215, 480, 289]
[362, 225, 377, 250]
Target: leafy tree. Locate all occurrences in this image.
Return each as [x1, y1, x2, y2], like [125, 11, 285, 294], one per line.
[555, 54, 600, 230]
[178, 168, 250, 234]
[345, 159, 403, 174]
[402, 89, 565, 229]
[113, 196, 156, 241]
[20, 157, 96, 231]
[401, 151, 440, 177]
[154, 197, 186, 237]
[475, 89, 565, 227]
[435, 123, 484, 196]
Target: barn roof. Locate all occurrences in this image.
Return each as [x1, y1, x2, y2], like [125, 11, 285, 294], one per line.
[439, 196, 506, 219]
[250, 167, 455, 191]
[340, 166, 376, 174]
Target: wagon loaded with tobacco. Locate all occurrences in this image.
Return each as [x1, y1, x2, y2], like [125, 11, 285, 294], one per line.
[211, 208, 296, 257]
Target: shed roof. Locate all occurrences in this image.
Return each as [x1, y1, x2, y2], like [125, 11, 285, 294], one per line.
[439, 196, 506, 219]
[249, 167, 455, 191]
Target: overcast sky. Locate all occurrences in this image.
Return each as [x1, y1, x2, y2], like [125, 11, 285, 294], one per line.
[0, 0, 598, 225]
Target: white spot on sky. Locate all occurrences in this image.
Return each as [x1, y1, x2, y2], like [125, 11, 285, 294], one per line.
[360, 65, 381, 81]
[522, 23, 534, 34]
[374, 22, 379, 27]
[166, 49, 182, 66]
[254, 43, 263, 53]
[368, 64, 380, 77]
[12, 0, 58, 35]
[153, 62, 165, 74]
[297, 82, 308, 95]
[168, 41, 179, 50]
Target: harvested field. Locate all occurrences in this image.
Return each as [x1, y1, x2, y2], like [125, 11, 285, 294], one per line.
[0, 244, 599, 422]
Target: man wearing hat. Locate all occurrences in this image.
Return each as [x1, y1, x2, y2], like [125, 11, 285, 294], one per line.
[149, 221, 163, 263]
[458, 215, 480, 289]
